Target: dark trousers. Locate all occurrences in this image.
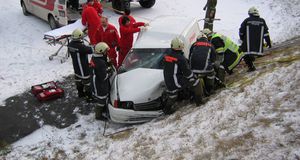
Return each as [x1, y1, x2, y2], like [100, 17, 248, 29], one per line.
[75, 76, 92, 98]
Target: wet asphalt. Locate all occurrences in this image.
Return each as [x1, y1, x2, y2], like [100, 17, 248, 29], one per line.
[0, 76, 94, 144]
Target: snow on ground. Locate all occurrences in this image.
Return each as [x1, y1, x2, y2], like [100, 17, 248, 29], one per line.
[1, 0, 300, 159]
[1, 0, 299, 105]
[5, 59, 300, 159]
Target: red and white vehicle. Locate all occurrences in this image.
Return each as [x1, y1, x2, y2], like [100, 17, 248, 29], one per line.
[21, 0, 86, 29]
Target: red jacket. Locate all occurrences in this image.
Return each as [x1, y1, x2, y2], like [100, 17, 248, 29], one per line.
[119, 22, 145, 48]
[118, 15, 136, 26]
[81, 4, 100, 29]
[95, 24, 120, 48]
[93, 0, 103, 15]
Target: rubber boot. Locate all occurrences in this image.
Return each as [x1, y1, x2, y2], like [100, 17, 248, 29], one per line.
[95, 105, 106, 121]
[193, 80, 204, 106]
[163, 96, 176, 115]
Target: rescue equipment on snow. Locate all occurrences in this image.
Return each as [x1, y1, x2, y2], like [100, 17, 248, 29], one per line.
[31, 81, 64, 101]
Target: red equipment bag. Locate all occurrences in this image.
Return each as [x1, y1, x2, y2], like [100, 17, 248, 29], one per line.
[31, 81, 64, 101]
[31, 81, 57, 95]
[36, 88, 64, 101]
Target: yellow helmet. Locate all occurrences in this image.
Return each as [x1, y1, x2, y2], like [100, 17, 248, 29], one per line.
[72, 28, 84, 39]
[248, 7, 260, 16]
[171, 37, 184, 50]
[95, 42, 110, 54]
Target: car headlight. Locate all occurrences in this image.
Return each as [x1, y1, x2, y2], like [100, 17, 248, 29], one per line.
[113, 100, 134, 109]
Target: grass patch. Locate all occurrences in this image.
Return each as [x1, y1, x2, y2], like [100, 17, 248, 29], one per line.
[215, 132, 255, 154]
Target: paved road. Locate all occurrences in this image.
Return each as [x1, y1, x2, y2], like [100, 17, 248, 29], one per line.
[0, 76, 94, 144]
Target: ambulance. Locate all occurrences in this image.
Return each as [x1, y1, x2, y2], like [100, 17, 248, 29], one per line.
[21, 0, 86, 29]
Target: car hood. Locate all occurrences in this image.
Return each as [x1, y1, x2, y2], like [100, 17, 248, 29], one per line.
[117, 68, 165, 104]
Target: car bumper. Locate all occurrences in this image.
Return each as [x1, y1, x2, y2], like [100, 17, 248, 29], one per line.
[108, 103, 164, 124]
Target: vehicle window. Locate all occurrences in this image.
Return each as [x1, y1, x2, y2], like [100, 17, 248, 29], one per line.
[59, 0, 66, 4]
[119, 48, 169, 73]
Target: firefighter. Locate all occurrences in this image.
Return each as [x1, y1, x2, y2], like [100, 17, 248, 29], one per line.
[202, 28, 244, 84]
[163, 37, 202, 114]
[81, 0, 101, 45]
[239, 7, 272, 72]
[95, 16, 120, 68]
[68, 28, 93, 101]
[189, 33, 217, 95]
[90, 42, 112, 120]
[119, 16, 148, 67]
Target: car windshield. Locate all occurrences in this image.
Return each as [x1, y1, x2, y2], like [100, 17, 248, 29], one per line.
[118, 48, 169, 73]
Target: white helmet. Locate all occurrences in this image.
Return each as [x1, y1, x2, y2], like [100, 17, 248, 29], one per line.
[171, 37, 184, 50]
[202, 28, 212, 36]
[197, 32, 207, 40]
[248, 7, 260, 16]
[72, 28, 84, 39]
[95, 42, 110, 54]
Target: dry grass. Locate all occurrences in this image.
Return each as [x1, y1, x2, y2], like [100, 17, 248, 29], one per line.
[215, 132, 255, 154]
[251, 117, 280, 128]
[109, 128, 136, 141]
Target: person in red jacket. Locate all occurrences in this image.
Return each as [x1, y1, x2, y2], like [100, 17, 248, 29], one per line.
[92, 0, 103, 16]
[81, 0, 101, 45]
[119, 16, 147, 67]
[95, 17, 120, 68]
[118, 9, 136, 26]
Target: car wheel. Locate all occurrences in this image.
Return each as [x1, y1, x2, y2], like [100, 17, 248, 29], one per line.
[21, 1, 29, 16]
[139, 0, 155, 8]
[112, 0, 130, 14]
[48, 15, 58, 30]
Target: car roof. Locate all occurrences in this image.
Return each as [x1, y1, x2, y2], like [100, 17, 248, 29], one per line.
[133, 16, 198, 49]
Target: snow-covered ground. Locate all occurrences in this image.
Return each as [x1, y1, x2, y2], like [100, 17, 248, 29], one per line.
[1, 0, 299, 105]
[1, 0, 300, 159]
[5, 58, 300, 159]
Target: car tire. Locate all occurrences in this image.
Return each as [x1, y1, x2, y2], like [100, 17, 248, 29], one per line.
[112, 0, 130, 14]
[139, 0, 155, 8]
[48, 15, 58, 30]
[21, 1, 29, 16]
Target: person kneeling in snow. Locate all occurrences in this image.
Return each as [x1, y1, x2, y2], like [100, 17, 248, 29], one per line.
[202, 28, 244, 86]
[163, 37, 202, 115]
[68, 28, 94, 101]
[189, 33, 217, 96]
[90, 42, 113, 120]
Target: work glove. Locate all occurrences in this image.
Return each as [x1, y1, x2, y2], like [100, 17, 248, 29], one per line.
[144, 23, 150, 27]
[140, 26, 147, 32]
[214, 61, 221, 69]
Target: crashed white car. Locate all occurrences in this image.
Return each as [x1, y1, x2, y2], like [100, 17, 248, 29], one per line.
[108, 16, 201, 123]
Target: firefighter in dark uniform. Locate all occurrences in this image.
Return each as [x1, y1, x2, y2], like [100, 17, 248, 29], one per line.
[68, 28, 93, 101]
[202, 28, 244, 86]
[189, 33, 217, 95]
[163, 37, 202, 114]
[90, 42, 112, 120]
[239, 7, 272, 72]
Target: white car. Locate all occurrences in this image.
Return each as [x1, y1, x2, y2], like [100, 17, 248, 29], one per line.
[108, 16, 201, 124]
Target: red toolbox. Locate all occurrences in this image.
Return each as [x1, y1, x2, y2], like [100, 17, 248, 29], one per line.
[36, 88, 64, 101]
[31, 81, 57, 95]
[31, 81, 64, 101]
